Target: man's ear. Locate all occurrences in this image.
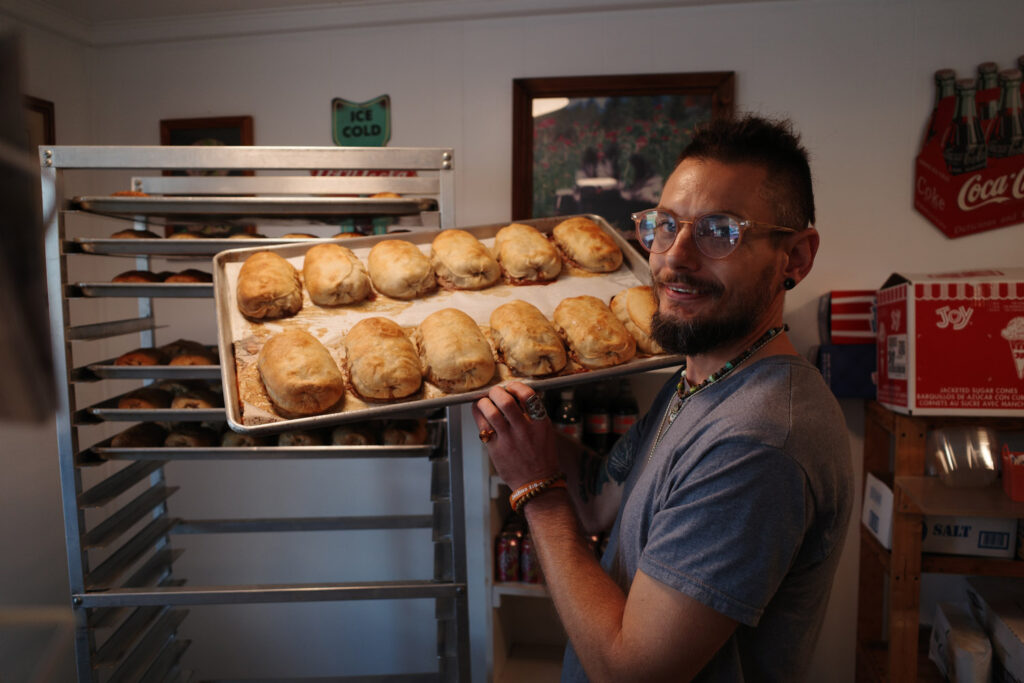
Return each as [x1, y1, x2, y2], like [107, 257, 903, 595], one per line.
[781, 227, 819, 287]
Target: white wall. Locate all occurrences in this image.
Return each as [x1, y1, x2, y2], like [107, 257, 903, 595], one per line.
[6, 0, 1024, 679]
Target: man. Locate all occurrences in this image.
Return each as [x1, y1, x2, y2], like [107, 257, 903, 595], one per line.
[473, 114, 852, 682]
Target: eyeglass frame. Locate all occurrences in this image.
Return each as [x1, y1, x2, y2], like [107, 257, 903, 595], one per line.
[630, 207, 801, 259]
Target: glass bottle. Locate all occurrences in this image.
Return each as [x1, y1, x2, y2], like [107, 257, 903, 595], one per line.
[553, 389, 583, 441]
[943, 79, 987, 174]
[611, 380, 640, 440]
[989, 68, 1024, 158]
[925, 68, 956, 144]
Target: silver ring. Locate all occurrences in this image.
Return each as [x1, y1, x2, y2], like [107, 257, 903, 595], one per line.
[525, 394, 547, 421]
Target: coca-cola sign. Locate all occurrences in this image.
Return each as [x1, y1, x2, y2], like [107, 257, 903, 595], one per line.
[914, 63, 1024, 239]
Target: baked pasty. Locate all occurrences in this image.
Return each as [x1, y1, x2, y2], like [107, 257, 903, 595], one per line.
[170, 389, 222, 410]
[164, 424, 219, 448]
[493, 223, 562, 283]
[302, 242, 371, 306]
[413, 308, 495, 393]
[113, 270, 162, 283]
[164, 269, 212, 283]
[117, 387, 173, 410]
[331, 424, 376, 446]
[110, 228, 160, 239]
[221, 431, 266, 447]
[114, 347, 168, 366]
[236, 251, 303, 320]
[430, 229, 500, 290]
[110, 422, 168, 448]
[257, 329, 345, 416]
[552, 216, 622, 273]
[277, 430, 325, 446]
[553, 295, 636, 369]
[343, 317, 422, 401]
[489, 300, 567, 377]
[610, 286, 665, 355]
[381, 418, 428, 445]
[367, 240, 436, 300]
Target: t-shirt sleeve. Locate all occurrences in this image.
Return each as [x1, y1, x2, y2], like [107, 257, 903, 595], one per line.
[637, 440, 809, 627]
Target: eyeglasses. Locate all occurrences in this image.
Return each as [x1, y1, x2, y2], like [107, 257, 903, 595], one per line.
[631, 208, 798, 259]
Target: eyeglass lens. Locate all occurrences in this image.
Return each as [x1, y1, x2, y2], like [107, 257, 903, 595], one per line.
[636, 211, 742, 258]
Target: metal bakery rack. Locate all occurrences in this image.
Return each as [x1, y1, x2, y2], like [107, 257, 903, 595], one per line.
[41, 145, 468, 681]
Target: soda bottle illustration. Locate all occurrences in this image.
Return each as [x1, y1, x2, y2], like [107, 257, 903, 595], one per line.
[943, 79, 987, 174]
[989, 68, 1024, 158]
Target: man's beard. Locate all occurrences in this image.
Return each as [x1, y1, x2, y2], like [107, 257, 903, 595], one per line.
[650, 264, 777, 356]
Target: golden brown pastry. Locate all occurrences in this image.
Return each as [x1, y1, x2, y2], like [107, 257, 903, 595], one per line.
[114, 347, 168, 366]
[277, 430, 325, 446]
[168, 348, 218, 366]
[110, 422, 168, 448]
[117, 387, 173, 410]
[111, 190, 149, 197]
[236, 251, 303, 320]
[332, 232, 363, 239]
[159, 338, 208, 358]
[553, 295, 636, 369]
[282, 233, 317, 239]
[302, 243, 371, 306]
[331, 424, 376, 446]
[381, 418, 428, 445]
[257, 329, 345, 416]
[367, 240, 436, 300]
[168, 232, 201, 240]
[551, 216, 623, 273]
[164, 424, 219, 448]
[343, 317, 422, 401]
[611, 286, 665, 355]
[221, 431, 266, 447]
[112, 270, 162, 283]
[413, 308, 495, 393]
[170, 389, 222, 410]
[489, 300, 567, 377]
[110, 228, 160, 239]
[370, 192, 402, 198]
[430, 229, 501, 290]
[493, 223, 562, 283]
[165, 269, 212, 283]
[229, 232, 266, 239]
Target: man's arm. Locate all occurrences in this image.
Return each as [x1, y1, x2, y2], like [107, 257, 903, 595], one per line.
[525, 489, 737, 683]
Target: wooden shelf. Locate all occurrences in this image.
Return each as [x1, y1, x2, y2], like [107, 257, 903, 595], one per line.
[496, 643, 563, 683]
[492, 582, 549, 607]
[895, 476, 1024, 518]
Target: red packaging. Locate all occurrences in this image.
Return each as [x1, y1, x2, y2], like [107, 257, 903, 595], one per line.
[1001, 444, 1024, 502]
[817, 290, 877, 345]
[875, 269, 1024, 415]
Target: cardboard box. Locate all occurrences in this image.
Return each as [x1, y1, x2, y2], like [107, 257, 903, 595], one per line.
[817, 290, 877, 345]
[861, 473, 1016, 558]
[814, 344, 876, 399]
[929, 601, 992, 683]
[965, 577, 1024, 683]
[875, 268, 1024, 416]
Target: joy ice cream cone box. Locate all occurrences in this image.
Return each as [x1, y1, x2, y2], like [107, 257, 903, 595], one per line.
[875, 269, 1024, 415]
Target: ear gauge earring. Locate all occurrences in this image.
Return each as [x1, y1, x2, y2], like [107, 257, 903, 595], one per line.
[783, 277, 796, 290]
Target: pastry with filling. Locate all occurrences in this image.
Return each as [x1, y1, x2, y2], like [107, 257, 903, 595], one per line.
[170, 388, 222, 410]
[430, 229, 500, 290]
[343, 317, 422, 401]
[331, 424, 377, 446]
[164, 269, 212, 283]
[553, 295, 636, 369]
[610, 286, 665, 355]
[110, 228, 160, 239]
[114, 347, 168, 366]
[489, 300, 566, 377]
[367, 240, 436, 300]
[492, 223, 562, 283]
[110, 422, 168, 448]
[413, 308, 495, 393]
[235, 251, 303, 320]
[117, 387, 173, 410]
[381, 418, 428, 445]
[277, 430, 325, 446]
[221, 431, 266, 447]
[551, 216, 622, 273]
[113, 270, 162, 283]
[282, 233, 317, 239]
[168, 347, 218, 366]
[164, 424, 219, 448]
[257, 329, 345, 416]
[302, 242, 371, 306]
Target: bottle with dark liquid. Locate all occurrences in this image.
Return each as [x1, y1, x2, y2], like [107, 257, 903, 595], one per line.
[611, 380, 640, 442]
[943, 78, 987, 174]
[553, 389, 583, 441]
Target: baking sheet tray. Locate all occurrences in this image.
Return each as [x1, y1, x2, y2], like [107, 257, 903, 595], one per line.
[78, 359, 220, 381]
[70, 237, 360, 258]
[71, 196, 436, 219]
[214, 215, 684, 435]
[84, 397, 225, 423]
[71, 282, 213, 298]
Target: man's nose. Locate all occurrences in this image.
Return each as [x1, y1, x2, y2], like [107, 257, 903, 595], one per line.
[661, 221, 701, 268]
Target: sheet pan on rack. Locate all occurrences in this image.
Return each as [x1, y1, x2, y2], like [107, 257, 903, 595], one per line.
[213, 214, 683, 435]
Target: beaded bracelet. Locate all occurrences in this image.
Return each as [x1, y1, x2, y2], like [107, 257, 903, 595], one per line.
[509, 473, 567, 514]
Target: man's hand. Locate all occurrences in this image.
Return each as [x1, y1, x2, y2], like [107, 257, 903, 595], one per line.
[472, 381, 561, 490]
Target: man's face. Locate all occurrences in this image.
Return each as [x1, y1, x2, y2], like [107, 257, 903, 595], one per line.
[648, 158, 785, 356]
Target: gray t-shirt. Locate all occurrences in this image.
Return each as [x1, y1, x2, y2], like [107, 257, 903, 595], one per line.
[562, 355, 853, 682]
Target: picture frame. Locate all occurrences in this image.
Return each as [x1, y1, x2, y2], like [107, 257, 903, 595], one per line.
[512, 72, 735, 236]
[23, 95, 55, 148]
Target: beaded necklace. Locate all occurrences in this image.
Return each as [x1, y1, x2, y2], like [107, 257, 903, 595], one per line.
[647, 324, 788, 461]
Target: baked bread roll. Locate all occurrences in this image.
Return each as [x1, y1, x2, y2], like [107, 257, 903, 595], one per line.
[229, 232, 266, 239]
[302, 243, 371, 306]
[159, 339, 207, 357]
[331, 424, 376, 446]
[553, 295, 636, 369]
[117, 387, 173, 410]
[413, 308, 495, 392]
[168, 348, 218, 366]
[277, 430, 325, 446]
[110, 422, 168, 448]
[611, 286, 665, 355]
[257, 329, 345, 416]
[236, 251, 303, 320]
[489, 300, 567, 377]
[367, 240, 436, 300]
[552, 216, 622, 273]
[164, 424, 219, 448]
[110, 228, 160, 239]
[165, 269, 212, 283]
[168, 232, 200, 240]
[113, 270, 162, 283]
[221, 431, 266, 447]
[430, 229, 500, 290]
[493, 223, 562, 283]
[170, 389, 222, 410]
[114, 347, 168, 366]
[381, 418, 428, 445]
[343, 317, 422, 400]
[283, 233, 318, 239]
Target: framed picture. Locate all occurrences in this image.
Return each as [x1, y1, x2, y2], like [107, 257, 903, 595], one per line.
[512, 72, 734, 236]
[23, 96, 55, 148]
